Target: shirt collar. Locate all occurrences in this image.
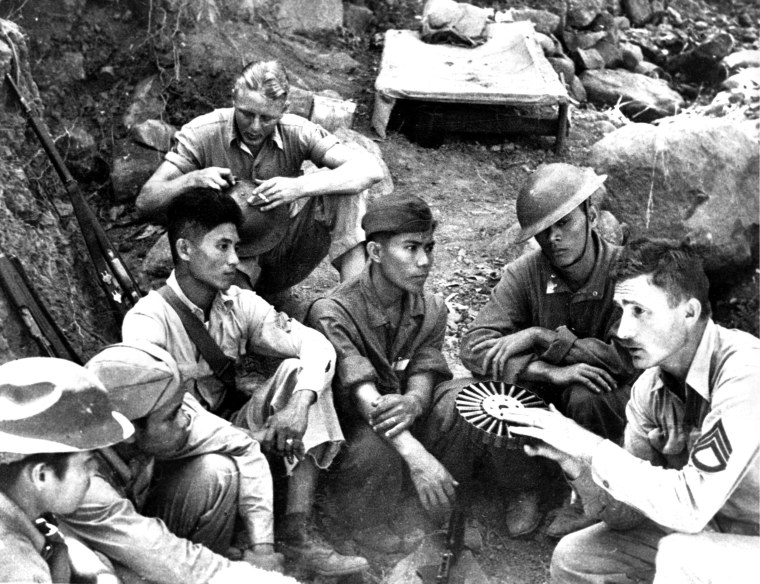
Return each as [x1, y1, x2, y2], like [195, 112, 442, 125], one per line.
[227, 108, 284, 152]
[0, 491, 45, 553]
[359, 263, 425, 327]
[544, 231, 612, 299]
[167, 271, 234, 318]
[684, 319, 717, 401]
[649, 319, 716, 402]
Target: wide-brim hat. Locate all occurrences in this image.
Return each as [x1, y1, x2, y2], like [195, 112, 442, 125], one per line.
[514, 163, 607, 244]
[0, 358, 133, 464]
[227, 179, 290, 257]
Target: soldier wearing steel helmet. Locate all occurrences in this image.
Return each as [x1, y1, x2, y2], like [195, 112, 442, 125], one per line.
[0, 357, 133, 583]
[460, 163, 637, 539]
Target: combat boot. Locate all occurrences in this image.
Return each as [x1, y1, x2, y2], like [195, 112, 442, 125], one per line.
[277, 512, 369, 577]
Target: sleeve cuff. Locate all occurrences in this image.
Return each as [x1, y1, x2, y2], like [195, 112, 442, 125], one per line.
[338, 354, 378, 388]
[539, 325, 576, 364]
[312, 134, 340, 165]
[164, 151, 197, 175]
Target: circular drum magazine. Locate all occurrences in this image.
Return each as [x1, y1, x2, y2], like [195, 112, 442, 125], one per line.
[454, 379, 547, 449]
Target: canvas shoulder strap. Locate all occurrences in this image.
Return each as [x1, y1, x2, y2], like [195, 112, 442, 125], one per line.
[157, 285, 236, 389]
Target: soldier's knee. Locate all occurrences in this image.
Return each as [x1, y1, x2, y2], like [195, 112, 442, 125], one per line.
[550, 529, 588, 581]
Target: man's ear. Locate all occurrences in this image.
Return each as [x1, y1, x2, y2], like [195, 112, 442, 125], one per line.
[28, 462, 51, 490]
[176, 238, 192, 262]
[683, 297, 703, 324]
[586, 202, 599, 229]
[366, 241, 382, 264]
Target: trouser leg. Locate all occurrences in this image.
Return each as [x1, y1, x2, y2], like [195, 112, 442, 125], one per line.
[561, 383, 631, 443]
[256, 197, 332, 294]
[142, 454, 240, 554]
[326, 423, 405, 529]
[551, 521, 665, 584]
[416, 378, 478, 484]
[531, 382, 630, 443]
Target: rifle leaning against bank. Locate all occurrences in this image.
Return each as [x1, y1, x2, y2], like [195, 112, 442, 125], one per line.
[4, 72, 142, 318]
[0, 251, 133, 483]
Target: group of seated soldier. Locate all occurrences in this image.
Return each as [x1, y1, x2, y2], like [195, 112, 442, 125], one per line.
[1, 59, 758, 584]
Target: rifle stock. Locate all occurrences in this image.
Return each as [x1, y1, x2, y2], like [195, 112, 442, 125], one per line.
[4, 72, 142, 317]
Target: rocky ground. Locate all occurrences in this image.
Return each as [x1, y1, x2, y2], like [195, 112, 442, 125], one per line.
[1, 0, 758, 582]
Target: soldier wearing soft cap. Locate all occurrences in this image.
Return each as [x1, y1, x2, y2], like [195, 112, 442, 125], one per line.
[60, 341, 299, 583]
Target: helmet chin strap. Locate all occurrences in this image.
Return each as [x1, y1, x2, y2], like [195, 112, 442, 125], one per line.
[543, 202, 595, 280]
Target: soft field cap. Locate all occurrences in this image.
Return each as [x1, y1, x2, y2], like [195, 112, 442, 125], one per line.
[0, 357, 133, 464]
[362, 194, 434, 237]
[514, 163, 606, 244]
[85, 342, 182, 421]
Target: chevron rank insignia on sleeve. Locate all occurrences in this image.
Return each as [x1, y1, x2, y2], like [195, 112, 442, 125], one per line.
[690, 419, 733, 472]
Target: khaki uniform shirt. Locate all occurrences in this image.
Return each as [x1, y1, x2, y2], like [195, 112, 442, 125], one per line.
[307, 264, 453, 425]
[0, 491, 52, 583]
[584, 320, 760, 535]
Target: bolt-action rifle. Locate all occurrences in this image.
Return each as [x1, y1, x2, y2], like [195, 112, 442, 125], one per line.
[0, 250, 132, 481]
[4, 72, 142, 318]
[0, 253, 82, 363]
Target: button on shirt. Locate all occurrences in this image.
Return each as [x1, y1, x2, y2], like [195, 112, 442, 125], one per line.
[590, 320, 760, 535]
[307, 264, 453, 425]
[461, 232, 634, 383]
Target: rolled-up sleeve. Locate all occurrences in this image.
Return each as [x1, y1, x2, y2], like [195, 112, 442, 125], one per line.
[308, 298, 378, 404]
[242, 294, 335, 395]
[460, 261, 533, 376]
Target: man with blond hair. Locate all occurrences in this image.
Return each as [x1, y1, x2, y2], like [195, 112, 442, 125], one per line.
[138, 59, 383, 293]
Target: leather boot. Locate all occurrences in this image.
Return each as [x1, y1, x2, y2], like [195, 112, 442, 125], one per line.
[277, 512, 369, 577]
[505, 491, 542, 538]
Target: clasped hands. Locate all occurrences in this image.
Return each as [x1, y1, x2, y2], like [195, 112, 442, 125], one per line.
[369, 393, 422, 439]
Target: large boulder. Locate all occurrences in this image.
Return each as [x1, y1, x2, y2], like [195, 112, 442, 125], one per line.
[111, 139, 165, 203]
[566, 0, 605, 28]
[581, 69, 685, 122]
[276, 0, 343, 32]
[589, 117, 759, 272]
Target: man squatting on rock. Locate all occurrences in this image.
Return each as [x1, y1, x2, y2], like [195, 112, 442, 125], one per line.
[308, 195, 487, 552]
[121, 188, 368, 577]
[0, 358, 133, 584]
[460, 163, 637, 539]
[137, 59, 383, 294]
[500, 239, 759, 584]
[62, 342, 299, 584]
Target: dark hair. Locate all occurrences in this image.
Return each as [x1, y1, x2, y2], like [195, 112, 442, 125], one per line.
[0, 452, 73, 490]
[166, 188, 243, 263]
[232, 60, 290, 102]
[611, 238, 711, 318]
